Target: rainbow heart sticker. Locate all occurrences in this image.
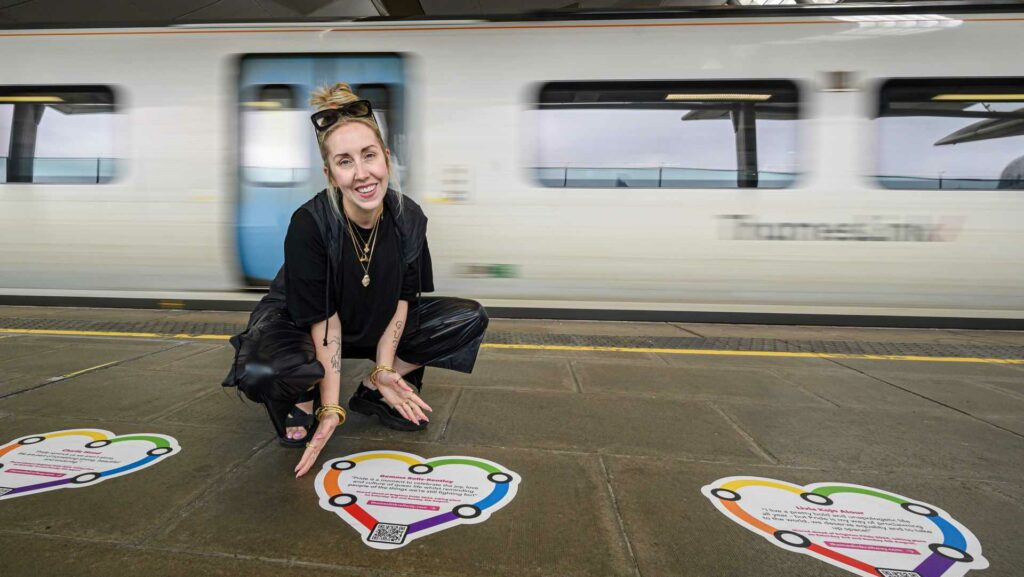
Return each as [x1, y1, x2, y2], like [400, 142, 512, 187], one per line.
[0, 428, 180, 500]
[702, 476, 988, 577]
[315, 451, 520, 549]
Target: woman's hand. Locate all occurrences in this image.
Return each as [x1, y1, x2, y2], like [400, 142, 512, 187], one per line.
[376, 371, 433, 425]
[294, 412, 340, 478]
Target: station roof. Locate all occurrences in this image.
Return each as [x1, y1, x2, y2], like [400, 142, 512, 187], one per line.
[0, 0, 1018, 28]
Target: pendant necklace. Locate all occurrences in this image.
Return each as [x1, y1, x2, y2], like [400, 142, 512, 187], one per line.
[343, 206, 382, 287]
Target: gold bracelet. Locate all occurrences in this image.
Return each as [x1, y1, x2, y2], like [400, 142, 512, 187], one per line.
[315, 404, 347, 424]
[369, 365, 397, 387]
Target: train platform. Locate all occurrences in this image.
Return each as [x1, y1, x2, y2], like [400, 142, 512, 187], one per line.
[0, 305, 1022, 577]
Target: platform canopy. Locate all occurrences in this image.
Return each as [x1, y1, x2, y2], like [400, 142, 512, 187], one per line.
[2, 0, 974, 28]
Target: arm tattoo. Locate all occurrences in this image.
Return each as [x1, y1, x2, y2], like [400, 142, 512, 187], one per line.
[392, 321, 404, 351]
[328, 336, 342, 374]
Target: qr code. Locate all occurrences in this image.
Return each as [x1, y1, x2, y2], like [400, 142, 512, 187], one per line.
[368, 523, 408, 545]
[878, 569, 922, 577]
[0, 487, 13, 496]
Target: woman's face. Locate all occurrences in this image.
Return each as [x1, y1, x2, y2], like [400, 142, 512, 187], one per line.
[323, 121, 390, 215]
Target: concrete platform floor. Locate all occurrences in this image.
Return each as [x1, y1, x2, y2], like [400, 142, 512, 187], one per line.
[0, 306, 1022, 577]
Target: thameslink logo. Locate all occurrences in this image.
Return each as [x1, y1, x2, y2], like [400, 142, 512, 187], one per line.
[716, 215, 963, 242]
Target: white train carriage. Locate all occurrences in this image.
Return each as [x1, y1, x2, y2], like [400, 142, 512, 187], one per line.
[0, 4, 1022, 324]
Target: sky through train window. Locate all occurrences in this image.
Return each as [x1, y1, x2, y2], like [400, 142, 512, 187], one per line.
[241, 83, 310, 186]
[529, 80, 800, 189]
[875, 78, 1024, 190]
[0, 86, 118, 184]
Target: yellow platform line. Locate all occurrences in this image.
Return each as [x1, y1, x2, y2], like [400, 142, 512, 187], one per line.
[482, 343, 1024, 364]
[1, 327, 1021, 365]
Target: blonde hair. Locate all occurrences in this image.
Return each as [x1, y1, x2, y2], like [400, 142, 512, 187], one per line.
[310, 82, 400, 218]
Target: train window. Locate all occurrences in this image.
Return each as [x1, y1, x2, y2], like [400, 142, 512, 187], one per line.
[875, 78, 1024, 190]
[0, 86, 117, 184]
[530, 80, 800, 189]
[240, 84, 309, 186]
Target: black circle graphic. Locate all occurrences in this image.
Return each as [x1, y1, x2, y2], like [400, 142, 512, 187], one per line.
[902, 502, 938, 517]
[453, 504, 482, 519]
[18, 436, 45, 445]
[800, 492, 834, 506]
[929, 543, 973, 562]
[147, 447, 172, 456]
[711, 488, 741, 502]
[409, 464, 433, 475]
[85, 440, 111, 449]
[329, 493, 357, 507]
[488, 472, 513, 484]
[331, 460, 355, 471]
[71, 472, 101, 484]
[774, 530, 811, 548]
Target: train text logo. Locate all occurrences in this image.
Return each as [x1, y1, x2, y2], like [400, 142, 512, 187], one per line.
[717, 215, 964, 242]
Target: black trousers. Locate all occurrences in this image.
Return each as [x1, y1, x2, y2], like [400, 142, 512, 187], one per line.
[339, 297, 488, 390]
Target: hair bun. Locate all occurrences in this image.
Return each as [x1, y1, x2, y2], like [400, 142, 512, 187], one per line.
[310, 82, 359, 111]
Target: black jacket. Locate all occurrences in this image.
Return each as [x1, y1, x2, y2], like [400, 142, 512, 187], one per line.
[258, 189, 434, 341]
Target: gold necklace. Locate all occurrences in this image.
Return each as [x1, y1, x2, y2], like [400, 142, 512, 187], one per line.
[348, 215, 379, 262]
[343, 207, 383, 287]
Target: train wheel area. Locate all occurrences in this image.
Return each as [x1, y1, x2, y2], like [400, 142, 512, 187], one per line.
[0, 305, 1022, 576]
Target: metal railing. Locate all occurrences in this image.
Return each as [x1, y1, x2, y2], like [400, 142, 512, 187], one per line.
[1, 157, 116, 184]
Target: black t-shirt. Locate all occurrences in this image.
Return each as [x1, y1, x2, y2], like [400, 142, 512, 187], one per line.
[284, 204, 430, 347]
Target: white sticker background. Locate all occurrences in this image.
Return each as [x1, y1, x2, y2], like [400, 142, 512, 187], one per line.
[0, 429, 180, 500]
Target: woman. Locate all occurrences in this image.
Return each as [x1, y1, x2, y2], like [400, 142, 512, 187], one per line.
[260, 83, 487, 478]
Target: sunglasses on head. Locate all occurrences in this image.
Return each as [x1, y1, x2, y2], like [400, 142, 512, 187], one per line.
[310, 100, 374, 133]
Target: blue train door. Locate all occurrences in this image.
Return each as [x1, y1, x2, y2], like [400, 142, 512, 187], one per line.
[236, 54, 406, 285]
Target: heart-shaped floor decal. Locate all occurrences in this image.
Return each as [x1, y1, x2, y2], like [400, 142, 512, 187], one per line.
[0, 428, 180, 500]
[315, 450, 520, 549]
[702, 476, 988, 577]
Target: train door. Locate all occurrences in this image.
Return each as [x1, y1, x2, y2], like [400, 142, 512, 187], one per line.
[237, 54, 406, 285]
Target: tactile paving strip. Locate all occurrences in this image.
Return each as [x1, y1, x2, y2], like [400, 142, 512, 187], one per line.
[0, 317, 1022, 359]
[0, 317, 243, 336]
[485, 332, 1024, 359]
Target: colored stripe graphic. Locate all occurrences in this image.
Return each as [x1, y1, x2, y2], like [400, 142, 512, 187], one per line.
[351, 453, 420, 466]
[915, 553, 956, 577]
[99, 454, 158, 477]
[6, 478, 70, 495]
[408, 512, 459, 533]
[929, 515, 967, 551]
[324, 468, 341, 489]
[425, 458, 499, 473]
[722, 478, 804, 494]
[806, 543, 882, 576]
[326, 469, 376, 531]
[45, 430, 109, 442]
[110, 435, 171, 448]
[475, 480, 510, 510]
[722, 500, 776, 534]
[0, 430, 112, 458]
[345, 504, 378, 531]
[816, 485, 907, 505]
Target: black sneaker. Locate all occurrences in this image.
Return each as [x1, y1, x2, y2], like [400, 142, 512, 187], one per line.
[349, 383, 428, 431]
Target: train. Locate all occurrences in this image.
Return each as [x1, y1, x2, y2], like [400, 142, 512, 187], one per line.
[1, 2, 1023, 327]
